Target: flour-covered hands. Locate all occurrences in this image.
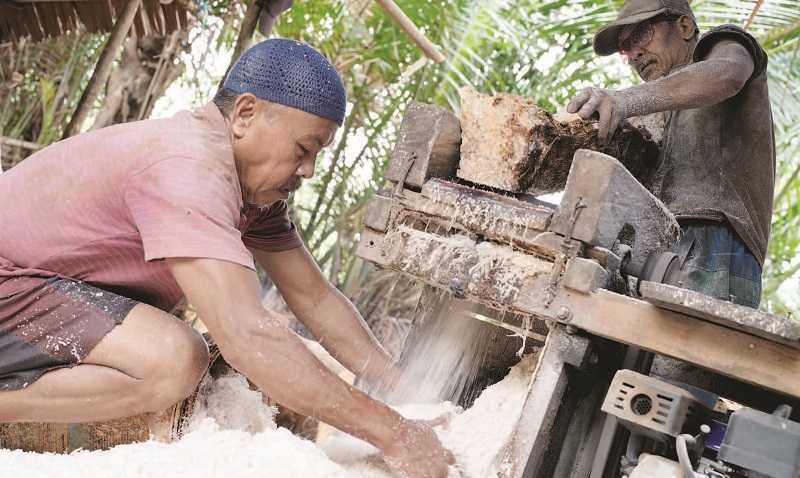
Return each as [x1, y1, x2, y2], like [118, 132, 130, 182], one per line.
[566, 87, 632, 145]
[382, 420, 456, 478]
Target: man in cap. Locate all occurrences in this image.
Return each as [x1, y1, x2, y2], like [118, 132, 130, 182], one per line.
[567, 0, 774, 308]
[0, 39, 453, 478]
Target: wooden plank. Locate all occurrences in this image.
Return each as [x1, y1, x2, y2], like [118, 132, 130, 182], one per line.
[385, 102, 461, 189]
[563, 289, 800, 399]
[67, 415, 150, 451]
[355, 228, 388, 266]
[549, 149, 680, 277]
[0, 423, 68, 453]
[495, 327, 589, 478]
[416, 178, 553, 244]
[639, 281, 800, 346]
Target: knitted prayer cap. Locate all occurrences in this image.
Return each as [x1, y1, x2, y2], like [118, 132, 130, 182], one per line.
[223, 39, 347, 126]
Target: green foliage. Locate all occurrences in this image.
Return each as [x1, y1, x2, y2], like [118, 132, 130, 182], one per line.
[1, 0, 797, 314]
[276, 0, 632, 292]
[0, 30, 105, 153]
[269, 0, 800, 315]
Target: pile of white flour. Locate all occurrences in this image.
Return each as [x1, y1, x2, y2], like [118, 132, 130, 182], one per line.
[0, 354, 538, 478]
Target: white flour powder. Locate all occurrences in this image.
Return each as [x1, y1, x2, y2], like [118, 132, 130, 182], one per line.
[0, 354, 537, 478]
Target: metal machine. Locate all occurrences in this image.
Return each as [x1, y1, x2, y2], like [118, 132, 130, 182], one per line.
[356, 101, 800, 478]
[603, 370, 800, 478]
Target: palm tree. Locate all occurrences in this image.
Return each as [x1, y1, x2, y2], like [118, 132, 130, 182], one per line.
[2, 0, 798, 316]
[264, 0, 800, 316]
[0, 30, 105, 168]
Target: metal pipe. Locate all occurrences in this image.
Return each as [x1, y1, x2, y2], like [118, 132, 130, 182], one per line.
[374, 0, 446, 63]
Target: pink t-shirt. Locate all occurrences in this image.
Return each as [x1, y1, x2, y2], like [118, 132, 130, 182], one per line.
[0, 103, 302, 311]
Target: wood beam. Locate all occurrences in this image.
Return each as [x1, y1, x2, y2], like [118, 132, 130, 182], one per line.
[565, 289, 800, 399]
[374, 0, 446, 63]
[495, 327, 590, 478]
[0, 136, 44, 151]
[744, 0, 765, 30]
[63, 0, 142, 138]
[218, 0, 262, 90]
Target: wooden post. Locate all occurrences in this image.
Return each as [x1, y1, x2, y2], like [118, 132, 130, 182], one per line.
[218, 0, 263, 90]
[63, 0, 142, 139]
[374, 0, 446, 63]
[0, 136, 44, 152]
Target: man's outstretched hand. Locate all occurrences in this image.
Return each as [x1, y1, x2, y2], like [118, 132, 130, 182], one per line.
[566, 87, 631, 145]
[383, 420, 457, 478]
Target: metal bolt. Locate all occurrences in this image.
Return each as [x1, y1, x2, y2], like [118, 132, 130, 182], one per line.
[565, 325, 579, 335]
[449, 278, 466, 299]
[556, 307, 572, 321]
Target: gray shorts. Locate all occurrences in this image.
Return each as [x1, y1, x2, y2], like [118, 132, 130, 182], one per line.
[0, 276, 138, 391]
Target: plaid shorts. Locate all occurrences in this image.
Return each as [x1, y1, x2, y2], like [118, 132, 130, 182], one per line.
[0, 276, 138, 391]
[667, 220, 763, 309]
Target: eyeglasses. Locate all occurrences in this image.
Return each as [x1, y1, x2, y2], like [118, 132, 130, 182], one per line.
[618, 22, 655, 53]
[618, 15, 680, 54]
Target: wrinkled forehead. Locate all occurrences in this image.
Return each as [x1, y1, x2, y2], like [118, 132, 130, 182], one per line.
[266, 102, 338, 146]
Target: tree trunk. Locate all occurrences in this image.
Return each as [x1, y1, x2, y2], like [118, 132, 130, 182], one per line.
[90, 29, 188, 130]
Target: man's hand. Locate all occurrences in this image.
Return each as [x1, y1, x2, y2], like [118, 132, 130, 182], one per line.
[566, 87, 631, 144]
[565, 39, 756, 144]
[253, 247, 396, 386]
[383, 420, 456, 478]
[166, 258, 457, 475]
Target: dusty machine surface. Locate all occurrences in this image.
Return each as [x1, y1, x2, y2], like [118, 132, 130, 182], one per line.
[357, 90, 800, 478]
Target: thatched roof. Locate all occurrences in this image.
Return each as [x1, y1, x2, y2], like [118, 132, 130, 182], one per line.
[0, 0, 192, 43]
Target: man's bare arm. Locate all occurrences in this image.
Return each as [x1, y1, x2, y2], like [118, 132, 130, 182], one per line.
[167, 257, 453, 478]
[167, 258, 400, 447]
[567, 40, 755, 142]
[252, 247, 396, 386]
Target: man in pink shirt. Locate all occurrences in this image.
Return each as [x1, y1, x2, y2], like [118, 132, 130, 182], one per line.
[0, 39, 453, 478]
